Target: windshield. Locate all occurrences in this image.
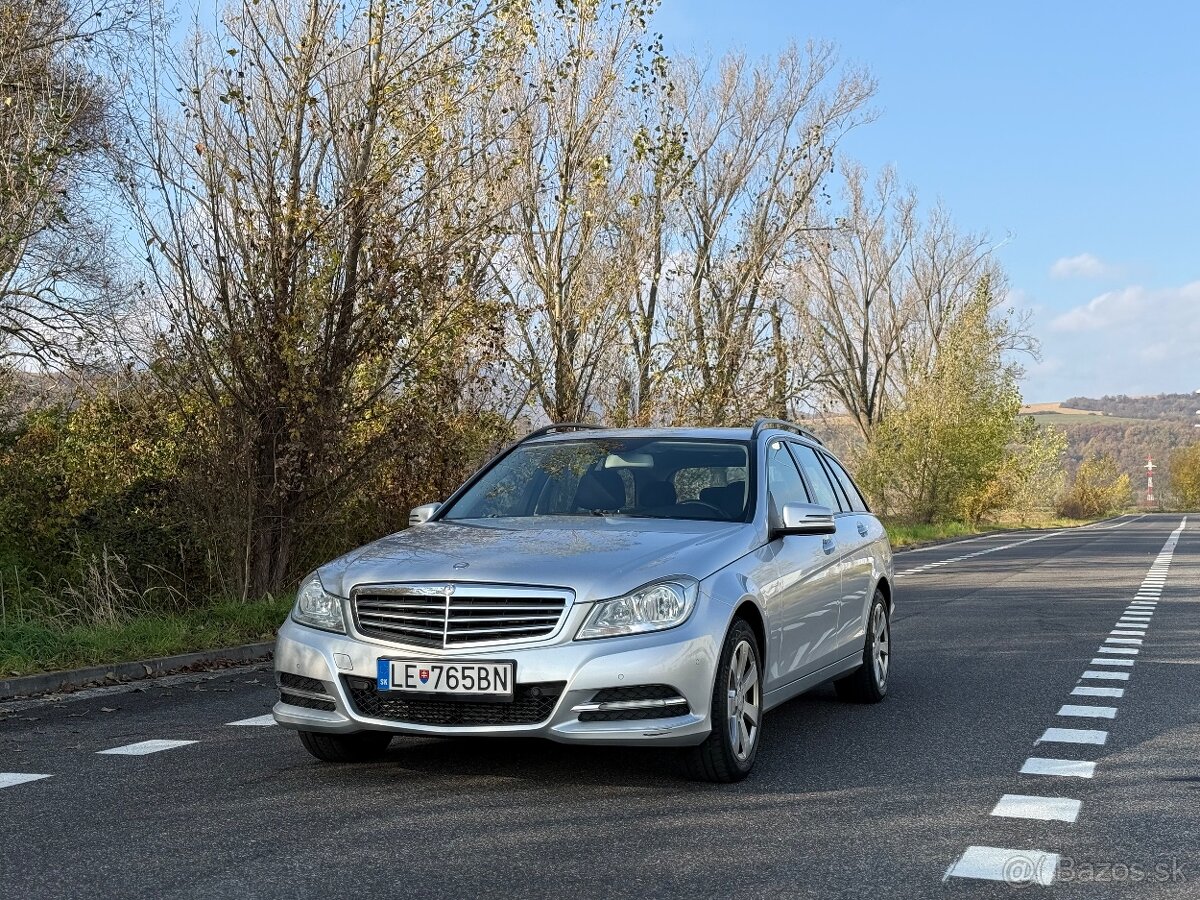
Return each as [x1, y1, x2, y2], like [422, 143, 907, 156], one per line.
[441, 438, 753, 522]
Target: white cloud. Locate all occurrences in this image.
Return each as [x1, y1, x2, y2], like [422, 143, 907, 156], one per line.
[1023, 280, 1200, 400]
[1049, 252, 1120, 280]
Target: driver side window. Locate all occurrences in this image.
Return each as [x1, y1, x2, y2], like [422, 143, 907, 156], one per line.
[767, 441, 810, 519]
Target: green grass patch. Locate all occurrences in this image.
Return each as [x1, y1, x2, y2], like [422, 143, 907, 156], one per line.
[0, 594, 292, 677]
[884, 511, 1101, 549]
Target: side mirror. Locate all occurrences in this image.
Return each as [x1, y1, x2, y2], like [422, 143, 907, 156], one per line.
[408, 502, 442, 526]
[773, 502, 836, 538]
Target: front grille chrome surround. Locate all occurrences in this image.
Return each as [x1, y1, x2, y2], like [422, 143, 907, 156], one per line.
[350, 583, 574, 650]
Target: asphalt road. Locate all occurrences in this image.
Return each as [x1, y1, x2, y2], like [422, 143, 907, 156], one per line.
[2, 513, 1196, 899]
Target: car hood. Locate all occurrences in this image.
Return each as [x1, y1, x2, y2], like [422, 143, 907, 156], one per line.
[318, 517, 764, 603]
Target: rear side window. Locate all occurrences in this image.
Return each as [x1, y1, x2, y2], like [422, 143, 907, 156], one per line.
[822, 454, 869, 513]
[788, 443, 843, 512]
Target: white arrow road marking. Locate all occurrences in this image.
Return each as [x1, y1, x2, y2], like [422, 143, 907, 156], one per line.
[227, 714, 276, 726]
[98, 740, 197, 756]
[0, 773, 51, 789]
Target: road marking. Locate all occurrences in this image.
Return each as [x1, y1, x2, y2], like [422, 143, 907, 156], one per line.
[0, 773, 52, 789]
[97, 739, 198, 756]
[1058, 704, 1117, 719]
[1073, 686, 1124, 698]
[991, 794, 1081, 823]
[1038, 727, 1107, 745]
[1097, 646, 1138, 655]
[1105, 638, 1143, 645]
[1110, 630, 1146, 636]
[944, 847, 1059, 886]
[1090, 657, 1134, 666]
[1081, 670, 1129, 680]
[227, 714, 276, 726]
[1021, 758, 1096, 778]
[896, 530, 1066, 577]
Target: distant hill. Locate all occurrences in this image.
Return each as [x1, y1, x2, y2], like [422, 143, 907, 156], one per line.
[1020, 393, 1198, 505]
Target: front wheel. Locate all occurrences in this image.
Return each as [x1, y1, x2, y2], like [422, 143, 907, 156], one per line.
[834, 589, 890, 703]
[683, 618, 763, 783]
[298, 729, 393, 763]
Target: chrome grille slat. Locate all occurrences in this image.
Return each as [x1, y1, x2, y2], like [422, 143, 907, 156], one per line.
[353, 585, 570, 648]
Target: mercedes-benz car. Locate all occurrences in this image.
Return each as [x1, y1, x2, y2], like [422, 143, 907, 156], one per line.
[273, 420, 894, 782]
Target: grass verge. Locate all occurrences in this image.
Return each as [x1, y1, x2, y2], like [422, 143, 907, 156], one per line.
[884, 511, 1102, 549]
[0, 595, 291, 678]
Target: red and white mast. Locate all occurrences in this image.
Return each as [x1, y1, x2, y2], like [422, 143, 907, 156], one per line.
[1145, 456, 1156, 504]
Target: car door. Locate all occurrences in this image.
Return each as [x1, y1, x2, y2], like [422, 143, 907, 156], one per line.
[818, 449, 878, 656]
[761, 439, 843, 691]
[785, 443, 870, 661]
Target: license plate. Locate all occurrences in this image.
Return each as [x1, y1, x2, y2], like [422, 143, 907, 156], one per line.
[376, 659, 515, 700]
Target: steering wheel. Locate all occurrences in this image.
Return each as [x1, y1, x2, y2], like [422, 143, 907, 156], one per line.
[676, 500, 728, 518]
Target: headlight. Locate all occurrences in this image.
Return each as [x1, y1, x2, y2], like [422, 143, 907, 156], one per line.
[291, 572, 346, 633]
[576, 578, 698, 640]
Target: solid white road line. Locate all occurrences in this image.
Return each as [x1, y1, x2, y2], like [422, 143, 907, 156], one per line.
[991, 794, 1082, 823]
[1081, 670, 1130, 680]
[1073, 686, 1124, 698]
[97, 739, 198, 756]
[0, 773, 52, 789]
[944, 847, 1059, 886]
[1038, 727, 1107, 745]
[1021, 757, 1096, 778]
[1058, 704, 1117, 719]
[227, 714, 276, 726]
[1090, 657, 1135, 666]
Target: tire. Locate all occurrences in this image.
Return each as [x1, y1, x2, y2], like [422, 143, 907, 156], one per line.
[298, 729, 393, 763]
[834, 589, 890, 704]
[683, 618, 763, 783]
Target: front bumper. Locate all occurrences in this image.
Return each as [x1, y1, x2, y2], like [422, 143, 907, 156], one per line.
[272, 614, 721, 747]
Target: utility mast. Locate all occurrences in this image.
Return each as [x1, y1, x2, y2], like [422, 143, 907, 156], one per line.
[1145, 456, 1156, 504]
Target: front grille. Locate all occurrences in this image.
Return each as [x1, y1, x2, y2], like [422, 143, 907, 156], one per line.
[343, 676, 564, 726]
[278, 672, 327, 694]
[279, 691, 336, 712]
[353, 585, 570, 649]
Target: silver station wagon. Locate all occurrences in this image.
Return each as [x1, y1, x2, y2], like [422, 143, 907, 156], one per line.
[273, 420, 894, 781]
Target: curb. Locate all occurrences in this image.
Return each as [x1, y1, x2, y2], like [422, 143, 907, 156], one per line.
[0, 641, 275, 701]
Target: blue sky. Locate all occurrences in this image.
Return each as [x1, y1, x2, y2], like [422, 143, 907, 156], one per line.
[655, 0, 1200, 401]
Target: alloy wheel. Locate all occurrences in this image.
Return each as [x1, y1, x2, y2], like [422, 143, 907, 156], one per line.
[726, 639, 760, 761]
[871, 603, 890, 689]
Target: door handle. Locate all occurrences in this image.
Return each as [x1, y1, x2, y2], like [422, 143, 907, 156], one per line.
[857, 522, 869, 537]
[822, 537, 836, 554]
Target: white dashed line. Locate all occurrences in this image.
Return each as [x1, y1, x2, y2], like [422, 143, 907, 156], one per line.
[1104, 638, 1143, 645]
[1089, 657, 1134, 666]
[1081, 670, 1129, 681]
[1038, 727, 1107, 745]
[1021, 758, 1096, 778]
[227, 714, 276, 726]
[1058, 705, 1117, 719]
[0, 773, 52, 789]
[944, 847, 1059, 886]
[1072, 686, 1124, 698]
[97, 740, 198, 756]
[991, 794, 1082, 823]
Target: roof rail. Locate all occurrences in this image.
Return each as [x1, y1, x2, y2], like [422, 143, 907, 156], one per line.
[519, 422, 600, 443]
[750, 417, 824, 445]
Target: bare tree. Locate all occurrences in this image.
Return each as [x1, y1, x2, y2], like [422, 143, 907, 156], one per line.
[123, 0, 519, 595]
[793, 162, 1023, 442]
[495, 0, 657, 423]
[659, 45, 874, 425]
[0, 0, 145, 362]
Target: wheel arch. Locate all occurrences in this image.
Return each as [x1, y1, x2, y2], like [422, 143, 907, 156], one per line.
[875, 575, 893, 613]
[732, 599, 768, 675]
